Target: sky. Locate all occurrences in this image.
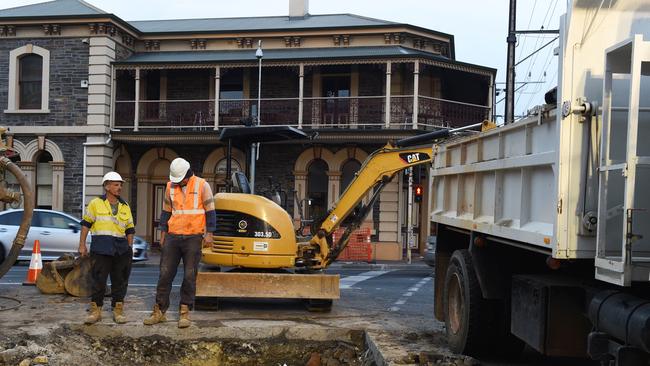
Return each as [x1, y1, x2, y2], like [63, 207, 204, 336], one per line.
[2, 0, 567, 122]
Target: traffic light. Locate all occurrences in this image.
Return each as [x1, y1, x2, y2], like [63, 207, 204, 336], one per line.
[414, 184, 423, 203]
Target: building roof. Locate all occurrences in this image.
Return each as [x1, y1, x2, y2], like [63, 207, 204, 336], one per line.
[114, 46, 495, 75]
[129, 14, 397, 34]
[0, 1, 449, 41]
[0, 0, 105, 17]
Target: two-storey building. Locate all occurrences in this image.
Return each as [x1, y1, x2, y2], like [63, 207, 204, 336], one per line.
[0, 0, 495, 260]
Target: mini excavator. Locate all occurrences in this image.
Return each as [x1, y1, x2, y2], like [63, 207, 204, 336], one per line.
[196, 121, 495, 311]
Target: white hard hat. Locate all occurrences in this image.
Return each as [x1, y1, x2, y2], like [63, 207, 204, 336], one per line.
[102, 171, 124, 185]
[169, 158, 191, 183]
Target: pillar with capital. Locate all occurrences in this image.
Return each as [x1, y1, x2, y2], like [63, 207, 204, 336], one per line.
[135, 174, 151, 241]
[293, 171, 307, 227]
[50, 161, 65, 211]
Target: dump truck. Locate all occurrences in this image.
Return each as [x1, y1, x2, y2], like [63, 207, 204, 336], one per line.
[430, 1, 650, 363]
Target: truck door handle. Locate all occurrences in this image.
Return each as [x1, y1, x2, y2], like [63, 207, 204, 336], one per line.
[40, 231, 51, 235]
[0, 228, 6, 233]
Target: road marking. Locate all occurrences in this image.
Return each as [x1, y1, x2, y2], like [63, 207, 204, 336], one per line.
[128, 284, 181, 287]
[390, 275, 432, 312]
[339, 270, 390, 289]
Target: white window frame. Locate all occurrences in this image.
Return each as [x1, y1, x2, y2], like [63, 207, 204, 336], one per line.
[5, 44, 50, 114]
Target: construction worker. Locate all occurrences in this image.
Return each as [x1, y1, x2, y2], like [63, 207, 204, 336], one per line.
[144, 157, 215, 328]
[79, 171, 135, 325]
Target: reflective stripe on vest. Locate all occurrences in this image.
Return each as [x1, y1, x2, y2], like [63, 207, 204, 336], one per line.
[85, 197, 133, 239]
[167, 176, 207, 235]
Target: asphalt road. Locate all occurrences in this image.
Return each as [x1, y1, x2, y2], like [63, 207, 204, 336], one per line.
[1, 263, 598, 365]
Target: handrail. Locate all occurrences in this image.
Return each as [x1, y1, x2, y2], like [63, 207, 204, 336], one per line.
[418, 95, 490, 109]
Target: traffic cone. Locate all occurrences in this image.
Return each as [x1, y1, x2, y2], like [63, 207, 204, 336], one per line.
[23, 240, 42, 286]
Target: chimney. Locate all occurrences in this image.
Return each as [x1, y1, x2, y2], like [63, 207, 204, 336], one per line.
[289, 0, 309, 19]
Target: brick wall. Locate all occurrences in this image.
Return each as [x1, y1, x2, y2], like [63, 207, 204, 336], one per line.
[167, 69, 211, 100]
[50, 136, 85, 216]
[0, 38, 89, 126]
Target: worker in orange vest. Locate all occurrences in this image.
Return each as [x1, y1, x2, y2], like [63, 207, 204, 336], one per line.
[143, 157, 215, 328]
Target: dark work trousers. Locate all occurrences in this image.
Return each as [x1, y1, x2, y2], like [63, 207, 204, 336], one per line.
[155, 234, 203, 312]
[90, 251, 133, 307]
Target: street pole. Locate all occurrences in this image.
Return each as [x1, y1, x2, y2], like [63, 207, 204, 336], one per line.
[251, 40, 263, 194]
[505, 0, 517, 125]
[407, 168, 413, 264]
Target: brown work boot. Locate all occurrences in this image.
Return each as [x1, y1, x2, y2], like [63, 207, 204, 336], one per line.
[143, 304, 166, 325]
[113, 302, 127, 324]
[84, 302, 101, 325]
[178, 304, 191, 328]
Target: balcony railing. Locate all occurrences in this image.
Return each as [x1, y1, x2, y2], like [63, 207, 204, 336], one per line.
[113, 95, 490, 131]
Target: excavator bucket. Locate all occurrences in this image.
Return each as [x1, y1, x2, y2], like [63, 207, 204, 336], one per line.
[36, 254, 75, 294]
[63, 256, 93, 297]
[36, 255, 93, 297]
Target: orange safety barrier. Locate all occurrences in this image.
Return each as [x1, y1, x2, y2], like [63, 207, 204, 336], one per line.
[332, 227, 373, 262]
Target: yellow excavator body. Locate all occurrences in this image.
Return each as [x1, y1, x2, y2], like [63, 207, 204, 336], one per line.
[201, 192, 298, 269]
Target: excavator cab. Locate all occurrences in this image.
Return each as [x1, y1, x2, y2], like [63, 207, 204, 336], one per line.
[232, 171, 251, 194]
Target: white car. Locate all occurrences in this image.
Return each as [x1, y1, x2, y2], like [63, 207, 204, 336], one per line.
[0, 209, 148, 262]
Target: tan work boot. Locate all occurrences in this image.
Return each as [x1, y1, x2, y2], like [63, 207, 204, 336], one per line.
[143, 304, 166, 325]
[84, 302, 102, 325]
[113, 302, 127, 324]
[178, 304, 191, 328]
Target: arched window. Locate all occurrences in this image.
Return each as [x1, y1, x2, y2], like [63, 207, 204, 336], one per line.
[340, 159, 361, 195]
[19, 54, 43, 110]
[36, 151, 53, 209]
[307, 159, 328, 220]
[6, 44, 50, 113]
[216, 158, 242, 174]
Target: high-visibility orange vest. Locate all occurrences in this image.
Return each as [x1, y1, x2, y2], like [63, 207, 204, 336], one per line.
[167, 175, 207, 235]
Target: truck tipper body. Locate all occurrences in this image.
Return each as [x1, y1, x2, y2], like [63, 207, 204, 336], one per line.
[430, 1, 650, 363]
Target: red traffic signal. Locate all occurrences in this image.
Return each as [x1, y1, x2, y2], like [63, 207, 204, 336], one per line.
[414, 184, 423, 202]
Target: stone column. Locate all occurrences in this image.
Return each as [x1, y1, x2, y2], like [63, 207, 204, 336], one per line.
[378, 179, 400, 242]
[412, 60, 420, 130]
[87, 37, 115, 127]
[135, 174, 151, 241]
[298, 64, 304, 128]
[84, 135, 113, 208]
[293, 171, 307, 224]
[385, 61, 392, 128]
[134, 68, 141, 131]
[50, 162, 65, 211]
[327, 171, 342, 210]
[17, 162, 35, 209]
[214, 66, 220, 130]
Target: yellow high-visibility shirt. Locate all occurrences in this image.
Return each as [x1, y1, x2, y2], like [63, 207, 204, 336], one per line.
[81, 195, 135, 256]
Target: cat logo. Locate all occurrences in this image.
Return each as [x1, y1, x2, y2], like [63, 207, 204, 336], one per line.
[399, 152, 430, 164]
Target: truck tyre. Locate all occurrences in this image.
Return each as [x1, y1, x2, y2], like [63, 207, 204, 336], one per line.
[443, 249, 485, 356]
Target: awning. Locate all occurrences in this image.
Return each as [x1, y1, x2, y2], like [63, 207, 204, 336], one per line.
[219, 126, 309, 143]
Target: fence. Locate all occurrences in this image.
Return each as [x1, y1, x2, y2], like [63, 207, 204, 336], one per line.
[331, 227, 373, 262]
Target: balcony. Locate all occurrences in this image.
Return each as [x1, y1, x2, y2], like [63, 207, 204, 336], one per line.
[113, 95, 490, 131]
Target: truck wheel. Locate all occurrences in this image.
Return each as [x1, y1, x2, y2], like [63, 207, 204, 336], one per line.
[443, 249, 485, 356]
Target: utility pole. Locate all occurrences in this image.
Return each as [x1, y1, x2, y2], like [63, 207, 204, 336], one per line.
[505, 0, 517, 125]
[406, 168, 413, 264]
[250, 40, 263, 194]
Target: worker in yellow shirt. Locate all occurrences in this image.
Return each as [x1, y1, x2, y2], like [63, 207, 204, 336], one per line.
[79, 171, 135, 325]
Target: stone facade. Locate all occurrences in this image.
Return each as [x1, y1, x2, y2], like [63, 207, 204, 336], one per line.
[0, 38, 89, 126]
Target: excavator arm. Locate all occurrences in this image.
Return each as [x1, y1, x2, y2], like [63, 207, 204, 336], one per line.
[312, 143, 433, 266]
[304, 122, 495, 269]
